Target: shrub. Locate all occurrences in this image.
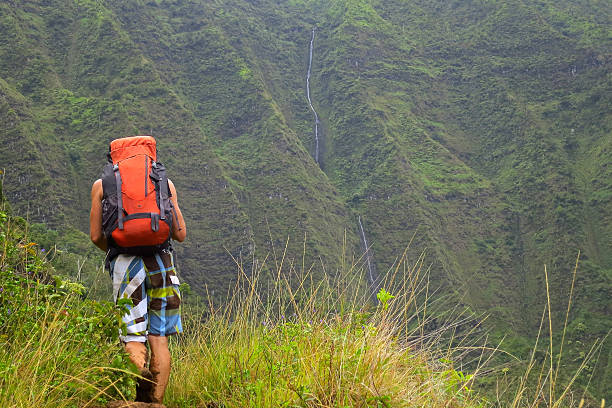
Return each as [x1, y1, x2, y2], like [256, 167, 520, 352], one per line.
[0, 208, 136, 407]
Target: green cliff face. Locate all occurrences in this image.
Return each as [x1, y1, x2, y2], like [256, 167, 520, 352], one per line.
[0, 0, 609, 398]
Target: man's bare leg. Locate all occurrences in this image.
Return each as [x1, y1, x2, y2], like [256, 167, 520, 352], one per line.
[148, 335, 171, 403]
[124, 341, 153, 402]
[124, 341, 147, 368]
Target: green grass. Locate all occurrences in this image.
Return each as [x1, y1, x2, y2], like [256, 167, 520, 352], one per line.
[0, 200, 607, 407]
[1, 203, 485, 407]
[166, 250, 485, 407]
[0, 4, 609, 398]
[0, 206, 136, 407]
[167, 244, 608, 407]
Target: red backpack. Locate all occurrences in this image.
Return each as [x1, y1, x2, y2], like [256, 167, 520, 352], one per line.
[101, 136, 173, 254]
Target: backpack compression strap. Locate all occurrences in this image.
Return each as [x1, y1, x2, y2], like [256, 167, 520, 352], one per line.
[151, 162, 167, 220]
[120, 212, 160, 232]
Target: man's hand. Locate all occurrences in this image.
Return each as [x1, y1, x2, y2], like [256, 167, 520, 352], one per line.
[168, 179, 186, 242]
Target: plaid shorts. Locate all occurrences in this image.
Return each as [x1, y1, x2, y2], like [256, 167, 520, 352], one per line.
[110, 251, 183, 342]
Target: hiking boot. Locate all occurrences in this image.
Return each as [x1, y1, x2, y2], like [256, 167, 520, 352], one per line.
[135, 367, 154, 403]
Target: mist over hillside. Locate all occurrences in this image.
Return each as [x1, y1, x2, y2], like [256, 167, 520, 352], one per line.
[0, 0, 609, 398]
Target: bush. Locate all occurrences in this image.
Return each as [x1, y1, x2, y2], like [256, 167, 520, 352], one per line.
[0, 208, 136, 407]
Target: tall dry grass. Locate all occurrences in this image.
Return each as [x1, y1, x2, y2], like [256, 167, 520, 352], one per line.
[165, 243, 607, 408]
[0, 203, 135, 408]
[1, 179, 605, 407]
[166, 241, 488, 407]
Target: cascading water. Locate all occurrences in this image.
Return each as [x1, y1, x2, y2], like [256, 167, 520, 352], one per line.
[358, 215, 378, 296]
[306, 27, 321, 164]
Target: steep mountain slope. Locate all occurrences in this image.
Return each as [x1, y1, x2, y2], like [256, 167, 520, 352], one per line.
[0, 0, 609, 398]
[0, 0, 355, 295]
[109, 0, 357, 282]
[1, 0, 252, 293]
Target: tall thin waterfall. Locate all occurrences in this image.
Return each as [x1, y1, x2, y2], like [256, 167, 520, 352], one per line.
[306, 27, 321, 164]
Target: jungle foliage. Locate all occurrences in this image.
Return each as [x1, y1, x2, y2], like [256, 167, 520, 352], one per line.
[0, 0, 609, 400]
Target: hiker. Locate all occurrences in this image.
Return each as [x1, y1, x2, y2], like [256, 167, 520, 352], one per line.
[89, 136, 186, 404]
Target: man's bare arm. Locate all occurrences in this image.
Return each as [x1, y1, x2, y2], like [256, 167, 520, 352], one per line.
[168, 179, 186, 242]
[89, 179, 107, 251]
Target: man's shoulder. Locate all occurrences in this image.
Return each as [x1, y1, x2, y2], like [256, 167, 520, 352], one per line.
[91, 179, 103, 198]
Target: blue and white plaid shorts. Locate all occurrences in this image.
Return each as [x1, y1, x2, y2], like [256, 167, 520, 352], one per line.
[111, 251, 183, 342]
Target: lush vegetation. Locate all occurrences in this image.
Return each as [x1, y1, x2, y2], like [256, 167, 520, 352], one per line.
[0, 190, 478, 407]
[0, 0, 609, 401]
[0, 200, 136, 406]
[1, 201, 603, 407]
[167, 255, 486, 407]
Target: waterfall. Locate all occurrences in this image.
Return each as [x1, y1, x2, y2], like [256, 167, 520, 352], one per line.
[306, 27, 321, 164]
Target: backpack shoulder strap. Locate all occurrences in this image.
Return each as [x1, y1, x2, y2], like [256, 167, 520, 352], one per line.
[101, 162, 123, 230]
[150, 161, 169, 221]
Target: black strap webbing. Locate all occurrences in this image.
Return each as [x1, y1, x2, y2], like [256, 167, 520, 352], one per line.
[158, 171, 167, 220]
[122, 212, 154, 221]
[114, 165, 124, 230]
